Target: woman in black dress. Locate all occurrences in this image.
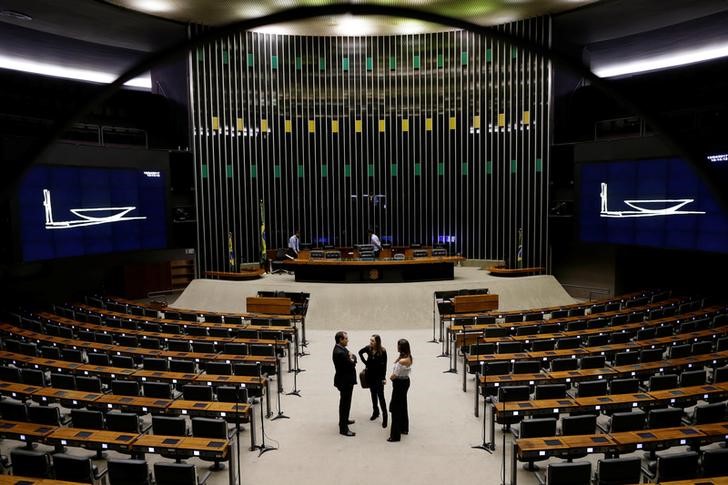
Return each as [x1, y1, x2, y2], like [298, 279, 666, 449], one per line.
[359, 334, 388, 427]
[387, 338, 412, 442]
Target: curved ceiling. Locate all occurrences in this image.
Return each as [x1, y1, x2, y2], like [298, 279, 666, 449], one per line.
[102, 0, 602, 35]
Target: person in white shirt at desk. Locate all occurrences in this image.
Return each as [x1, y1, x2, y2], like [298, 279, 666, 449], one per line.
[287, 229, 300, 259]
[387, 338, 412, 442]
[368, 229, 382, 257]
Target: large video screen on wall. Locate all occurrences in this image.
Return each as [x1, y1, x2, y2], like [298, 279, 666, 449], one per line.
[18, 165, 167, 261]
[579, 158, 728, 253]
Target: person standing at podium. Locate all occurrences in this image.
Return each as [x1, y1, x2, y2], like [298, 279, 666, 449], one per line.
[368, 229, 382, 257]
[287, 229, 300, 258]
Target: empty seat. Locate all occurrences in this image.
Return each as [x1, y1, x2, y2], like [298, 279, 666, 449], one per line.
[609, 332, 631, 345]
[614, 351, 639, 366]
[692, 402, 726, 424]
[680, 369, 706, 387]
[153, 415, 187, 436]
[595, 457, 642, 485]
[71, 409, 105, 429]
[50, 372, 76, 390]
[610, 378, 639, 395]
[647, 407, 683, 428]
[187, 326, 208, 337]
[143, 358, 169, 371]
[169, 359, 196, 373]
[167, 340, 192, 353]
[140, 338, 161, 350]
[561, 414, 596, 436]
[691, 340, 713, 355]
[513, 361, 541, 374]
[222, 343, 248, 355]
[517, 418, 558, 470]
[62, 348, 83, 362]
[53, 453, 105, 484]
[19, 341, 38, 356]
[111, 380, 140, 396]
[545, 461, 591, 485]
[154, 462, 210, 485]
[495, 386, 530, 426]
[702, 448, 728, 477]
[216, 386, 248, 404]
[28, 405, 61, 425]
[496, 342, 523, 354]
[20, 368, 45, 386]
[143, 381, 173, 399]
[233, 363, 260, 377]
[655, 451, 699, 483]
[106, 412, 141, 433]
[534, 384, 567, 400]
[550, 358, 578, 372]
[565, 320, 586, 332]
[648, 374, 679, 391]
[87, 352, 111, 366]
[0, 366, 22, 383]
[531, 340, 556, 352]
[609, 410, 646, 432]
[116, 335, 139, 347]
[654, 325, 674, 337]
[112, 355, 135, 369]
[108, 459, 151, 485]
[580, 355, 606, 369]
[714, 366, 728, 383]
[205, 362, 232, 375]
[576, 380, 607, 398]
[636, 327, 656, 340]
[484, 327, 507, 338]
[76, 376, 103, 393]
[10, 449, 51, 478]
[39, 346, 61, 359]
[669, 344, 691, 359]
[95, 333, 114, 345]
[516, 325, 538, 336]
[0, 398, 28, 421]
[191, 418, 230, 469]
[586, 335, 608, 347]
[539, 323, 561, 334]
[587, 318, 609, 329]
[555, 337, 580, 350]
[182, 384, 214, 401]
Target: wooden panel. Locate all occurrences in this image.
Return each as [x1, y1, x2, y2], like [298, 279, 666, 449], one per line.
[452, 294, 499, 313]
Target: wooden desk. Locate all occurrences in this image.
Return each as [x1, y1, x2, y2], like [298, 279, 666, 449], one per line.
[205, 269, 264, 280]
[0, 382, 42, 400]
[0, 475, 92, 485]
[32, 387, 102, 408]
[193, 374, 270, 418]
[0, 420, 57, 444]
[132, 434, 229, 460]
[93, 394, 172, 413]
[132, 370, 200, 385]
[46, 427, 138, 453]
[658, 479, 728, 485]
[489, 265, 545, 277]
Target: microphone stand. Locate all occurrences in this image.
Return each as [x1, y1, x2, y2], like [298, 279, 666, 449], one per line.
[271, 355, 290, 420]
[472, 361, 493, 453]
[234, 383, 242, 485]
[254, 362, 277, 456]
[429, 292, 439, 343]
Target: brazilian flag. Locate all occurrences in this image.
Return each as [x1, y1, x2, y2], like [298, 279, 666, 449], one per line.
[259, 200, 267, 267]
[228, 232, 236, 271]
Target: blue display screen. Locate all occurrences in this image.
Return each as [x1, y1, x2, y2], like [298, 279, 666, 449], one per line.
[579, 158, 728, 253]
[18, 165, 167, 261]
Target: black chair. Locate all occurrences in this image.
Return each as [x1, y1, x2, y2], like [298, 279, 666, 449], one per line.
[495, 386, 530, 427]
[545, 461, 591, 485]
[0, 366, 22, 383]
[614, 351, 639, 366]
[106, 412, 142, 433]
[183, 384, 214, 401]
[534, 384, 567, 400]
[648, 374, 679, 391]
[154, 462, 210, 485]
[647, 407, 683, 428]
[62, 348, 83, 363]
[10, 449, 51, 478]
[692, 402, 726, 424]
[655, 325, 674, 337]
[595, 457, 642, 485]
[143, 381, 173, 399]
[555, 337, 580, 350]
[222, 343, 248, 355]
[116, 335, 139, 347]
[691, 340, 713, 355]
[78, 330, 96, 342]
[513, 360, 541, 374]
[576, 380, 607, 398]
[216, 386, 249, 404]
[192, 342, 216, 354]
[550, 358, 578, 372]
[51, 372, 76, 390]
[170, 359, 196, 373]
[466, 343, 495, 356]
[539, 323, 561, 334]
[53, 453, 107, 484]
[504, 314, 524, 323]
[497, 341, 523, 354]
[680, 369, 706, 387]
[640, 348, 664, 363]
[233, 363, 259, 377]
[718, 337, 728, 351]
[87, 352, 111, 366]
[609, 332, 631, 345]
[190, 418, 230, 470]
[702, 448, 728, 477]
[187, 326, 208, 337]
[610, 378, 640, 395]
[143, 358, 169, 371]
[484, 327, 507, 338]
[39, 346, 62, 359]
[20, 368, 46, 386]
[587, 318, 609, 329]
[19, 341, 38, 356]
[163, 324, 182, 334]
[71, 409, 105, 429]
[205, 362, 232, 375]
[551, 309, 569, 318]
[714, 366, 728, 383]
[107, 459, 151, 485]
[112, 355, 135, 369]
[0, 398, 28, 421]
[28, 405, 62, 425]
[516, 418, 558, 470]
[76, 376, 103, 393]
[516, 325, 538, 336]
[142, 322, 162, 333]
[249, 344, 276, 357]
[209, 327, 231, 338]
[579, 355, 606, 369]
[655, 451, 699, 483]
[561, 414, 596, 436]
[564, 320, 586, 332]
[609, 410, 646, 432]
[140, 338, 161, 350]
[669, 344, 692, 359]
[152, 415, 187, 436]
[636, 327, 656, 340]
[95, 333, 114, 345]
[531, 340, 556, 352]
[111, 380, 140, 396]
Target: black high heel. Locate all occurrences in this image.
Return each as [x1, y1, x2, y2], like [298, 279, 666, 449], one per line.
[370, 412, 379, 421]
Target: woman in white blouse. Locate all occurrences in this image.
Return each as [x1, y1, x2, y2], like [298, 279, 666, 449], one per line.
[387, 338, 412, 442]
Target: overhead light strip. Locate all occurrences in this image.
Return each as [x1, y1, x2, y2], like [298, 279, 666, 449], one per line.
[594, 43, 728, 78]
[0, 54, 151, 89]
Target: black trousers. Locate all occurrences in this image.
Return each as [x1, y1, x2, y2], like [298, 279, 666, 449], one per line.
[389, 378, 410, 440]
[337, 384, 354, 432]
[369, 380, 387, 416]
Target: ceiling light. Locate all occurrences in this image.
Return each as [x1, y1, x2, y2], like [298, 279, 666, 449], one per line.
[336, 15, 372, 36]
[127, 0, 173, 13]
[0, 54, 151, 89]
[594, 43, 728, 78]
[0, 9, 32, 21]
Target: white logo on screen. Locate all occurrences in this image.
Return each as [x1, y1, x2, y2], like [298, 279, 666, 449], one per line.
[599, 183, 706, 218]
[42, 189, 147, 229]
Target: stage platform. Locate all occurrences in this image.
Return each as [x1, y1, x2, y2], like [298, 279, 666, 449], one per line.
[170, 267, 576, 330]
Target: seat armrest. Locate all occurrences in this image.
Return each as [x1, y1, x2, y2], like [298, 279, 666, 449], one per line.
[93, 465, 108, 482]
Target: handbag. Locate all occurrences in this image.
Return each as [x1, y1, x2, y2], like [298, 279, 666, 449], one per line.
[359, 369, 369, 388]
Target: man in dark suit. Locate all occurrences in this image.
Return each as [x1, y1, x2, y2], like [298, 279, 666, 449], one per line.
[333, 330, 357, 436]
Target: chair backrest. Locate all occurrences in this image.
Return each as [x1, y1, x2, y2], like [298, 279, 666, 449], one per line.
[715, 366, 728, 383]
[647, 407, 683, 428]
[498, 386, 530, 402]
[250, 344, 276, 357]
[513, 360, 541, 374]
[223, 343, 248, 355]
[169, 359, 196, 373]
[587, 318, 609, 329]
[0, 398, 28, 421]
[561, 415, 597, 436]
[609, 409, 646, 433]
[191, 417, 227, 438]
[76, 376, 103, 393]
[182, 384, 214, 401]
[596, 457, 642, 485]
[609, 332, 631, 344]
[555, 337, 580, 350]
[53, 453, 96, 484]
[538, 323, 560, 334]
[579, 355, 606, 370]
[87, 352, 111, 366]
[614, 351, 639, 366]
[152, 415, 187, 436]
[656, 451, 699, 482]
[565, 320, 586, 332]
[105, 412, 140, 433]
[205, 362, 233, 375]
[640, 347, 664, 363]
[71, 408, 105, 429]
[51, 372, 76, 390]
[531, 340, 556, 352]
[154, 462, 199, 485]
[112, 355, 135, 369]
[116, 335, 139, 347]
[20, 368, 46, 386]
[143, 358, 169, 371]
[28, 405, 61, 425]
[516, 325, 538, 336]
[111, 379, 140, 396]
[19, 341, 38, 356]
[586, 335, 608, 347]
[187, 325, 208, 336]
[546, 461, 591, 485]
[108, 459, 150, 485]
[496, 341, 522, 354]
[192, 342, 216, 354]
[576, 379, 608, 398]
[0, 366, 22, 383]
[550, 358, 578, 372]
[40, 346, 62, 359]
[702, 448, 728, 477]
[233, 363, 259, 377]
[140, 338, 161, 350]
[691, 340, 712, 355]
[484, 327, 507, 338]
[648, 374, 679, 391]
[669, 344, 691, 359]
[693, 402, 726, 424]
[216, 386, 249, 403]
[519, 418, 557, 438]
[680, 369, 706, 387]
[610, 378, 639, 395]
[534, 384, 567, 400]
[10, 449, 51, 478]
[143, 381, 172, 399]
